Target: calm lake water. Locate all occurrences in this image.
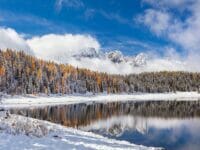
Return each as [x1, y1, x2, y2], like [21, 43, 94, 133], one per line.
[10, 100, 200, 150]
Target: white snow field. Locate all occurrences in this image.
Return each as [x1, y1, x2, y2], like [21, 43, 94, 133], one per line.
[0, 112, 159, 150]
[1, 92, 200, 108]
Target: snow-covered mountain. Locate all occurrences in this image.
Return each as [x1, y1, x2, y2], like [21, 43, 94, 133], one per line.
[105, 50, 148, 67]
[131, 53, 148, 67]
[72, 48, 100, 59]
[41, 48, 187, 74]
[8, 45, 186, 74]
[106, 50, 125, 63]
[72, 49, 148, 68]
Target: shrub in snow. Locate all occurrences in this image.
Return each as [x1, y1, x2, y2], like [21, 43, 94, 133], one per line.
[0, 112, 49, 137]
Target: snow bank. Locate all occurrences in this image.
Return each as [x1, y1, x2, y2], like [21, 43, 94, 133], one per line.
[1, 92, 200, 108]
[0, 112, 159, 150]
[0, 111, 49, 137]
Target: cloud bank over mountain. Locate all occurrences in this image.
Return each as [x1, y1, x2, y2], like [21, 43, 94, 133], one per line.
[26, 34, 100, 61]
[0, 26, 199, 74]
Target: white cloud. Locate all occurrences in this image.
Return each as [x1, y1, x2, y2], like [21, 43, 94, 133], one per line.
[140, 0, 200, 52]
[99, 10, 130, 25]
[26, 32, 189, 74]
[0, 27, 199, 74]
[84, 9, 96, 20]
[0, 10, 54, 29]
[138, 0, 200, 71]
[55, 0, 84, 12]
[137, 9, 171, 36]
[168, 2, 200, 51]
[0, 27, 33, 54]
[26, 32, 193, 74]
[143, 0, 195, 9]
[84, 9, 130, 25]
[67, 57, 137, 74]
[27, 34, 100, 61]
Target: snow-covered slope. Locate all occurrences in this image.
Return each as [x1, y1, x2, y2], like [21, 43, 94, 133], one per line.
[131, 53, 148, 67]
[42, 48, 151, 74]
[106, 50, 126, 63]
[71, 49, 148, 67]
[73, 48, 100, 59]
[0, 112, 158, 150]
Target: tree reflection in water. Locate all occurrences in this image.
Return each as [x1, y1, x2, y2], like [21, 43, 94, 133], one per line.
[9, 100, 200, 150]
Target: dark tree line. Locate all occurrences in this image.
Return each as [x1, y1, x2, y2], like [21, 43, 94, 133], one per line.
[0, 50, 199, 95]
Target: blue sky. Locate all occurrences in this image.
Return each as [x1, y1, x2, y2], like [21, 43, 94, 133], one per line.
[0, 0, 175, 55]
[0, 0, 200, 73]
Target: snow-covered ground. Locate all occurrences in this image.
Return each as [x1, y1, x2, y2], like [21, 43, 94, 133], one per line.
[0, 92, 199, 149]
[0, 112, 159, 150]
[1, 92, 200, 108]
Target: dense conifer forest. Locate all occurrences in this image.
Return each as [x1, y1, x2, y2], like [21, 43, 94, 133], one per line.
[0, 49, 200, 95]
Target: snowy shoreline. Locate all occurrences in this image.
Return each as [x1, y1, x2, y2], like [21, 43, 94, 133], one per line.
[0, 112, 159, 150]
[1, 92, 200, 108]
[1, 92, 199, 150]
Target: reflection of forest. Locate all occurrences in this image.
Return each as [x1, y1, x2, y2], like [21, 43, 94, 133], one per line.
[9, 101, 200, 128]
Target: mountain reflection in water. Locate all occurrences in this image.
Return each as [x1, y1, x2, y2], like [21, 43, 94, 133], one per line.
[80, 115, 200, 150]
[9, 100, 200, 150]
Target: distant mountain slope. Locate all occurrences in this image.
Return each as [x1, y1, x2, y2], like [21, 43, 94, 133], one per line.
[0, 49, 199, 95]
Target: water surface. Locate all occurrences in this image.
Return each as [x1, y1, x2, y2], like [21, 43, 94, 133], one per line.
[10, 100, 200, 150]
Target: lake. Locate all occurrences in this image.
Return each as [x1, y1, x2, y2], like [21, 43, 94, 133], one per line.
[10, 100, 200, 150]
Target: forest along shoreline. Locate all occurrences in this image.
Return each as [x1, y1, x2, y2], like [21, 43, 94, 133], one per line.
[0, 50, 200, 96]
